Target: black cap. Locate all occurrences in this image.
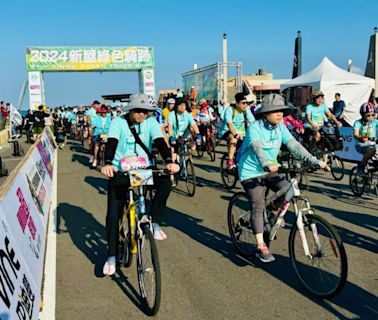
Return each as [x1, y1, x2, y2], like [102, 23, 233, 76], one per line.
[93, 100, 101, 105]
[235, 92, 247, 103]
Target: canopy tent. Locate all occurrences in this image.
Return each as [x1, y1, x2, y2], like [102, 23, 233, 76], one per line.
[281, 57, 375, 126]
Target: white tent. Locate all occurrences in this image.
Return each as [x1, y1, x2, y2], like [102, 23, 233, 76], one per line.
[281, 57, 375, 126]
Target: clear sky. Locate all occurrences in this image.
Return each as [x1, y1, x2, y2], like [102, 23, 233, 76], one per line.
[0, 0, 376, 108]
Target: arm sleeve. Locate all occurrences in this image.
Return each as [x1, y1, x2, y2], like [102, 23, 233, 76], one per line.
[250, 140, 270, 168]
[153, 137, 172, 163]
[104, 138, 118, 164]
[286, 139, 322, 166]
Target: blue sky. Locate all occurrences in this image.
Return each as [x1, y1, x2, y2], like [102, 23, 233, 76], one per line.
[0, 0, 376, 108]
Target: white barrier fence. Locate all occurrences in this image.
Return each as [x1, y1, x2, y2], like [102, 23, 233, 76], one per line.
[0, 128, 56, 320]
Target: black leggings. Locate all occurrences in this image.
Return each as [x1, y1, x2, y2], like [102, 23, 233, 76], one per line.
[242, 173, 288, 234]
[106, 173, 171, 256]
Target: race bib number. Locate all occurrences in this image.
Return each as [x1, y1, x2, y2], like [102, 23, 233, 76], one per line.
[120, 156, 148, 171]
[129, 169, 154, 187]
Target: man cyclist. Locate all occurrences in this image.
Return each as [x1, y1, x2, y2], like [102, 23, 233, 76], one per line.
[237, 94, 326, 263]
[101, 93, 179, 276]
[76, 105, 87, 139]
[353, 102, 378, 170]
[91, 106, 112, 168]
[304, 89, 341, 169]
[221, 93, 255, 169]
[87, 100, 101, 163]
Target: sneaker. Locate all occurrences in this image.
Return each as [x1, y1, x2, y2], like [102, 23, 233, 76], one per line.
[103, 256, 116, 276]
[89, 155, 94, 164]
[91, 160, 97, 168]
[227, 159, 236, 170]
[256, 244, 275, 263]
[324, 166, 331, 172]
[153, 223, 167, 240]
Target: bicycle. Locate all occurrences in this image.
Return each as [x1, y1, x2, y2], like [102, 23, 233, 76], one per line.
[227, 163, 348, 298]
[77, 124, 87, 146]
[97, 133, 108, 166]
[197, 122, 216, 162]
[220, 137, 243, 189]
[173, 137, 196, 197]
[118, 166, 166, 316]
[349, 153, 378, 197]
[306, 125, 345, 181]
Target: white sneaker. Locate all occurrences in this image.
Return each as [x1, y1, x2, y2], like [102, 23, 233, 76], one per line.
[89, 155, 94, 164]
[91, 160, 97, 168]
[103, 256, 116, 276]
[153, 223, 167, 240]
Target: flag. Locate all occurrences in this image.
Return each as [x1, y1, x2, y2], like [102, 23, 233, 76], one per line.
[365, 34, 376, 78]
[10, 104, 23, 126]
[292, 31, 302, 79]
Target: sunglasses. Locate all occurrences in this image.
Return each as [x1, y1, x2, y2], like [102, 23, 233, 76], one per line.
[133, 108, 149, 114]
[365, 114, 374, 118]
[240, 101, 248, 105]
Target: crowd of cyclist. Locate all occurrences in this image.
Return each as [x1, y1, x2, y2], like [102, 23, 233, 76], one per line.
[19, 88, 377, 273]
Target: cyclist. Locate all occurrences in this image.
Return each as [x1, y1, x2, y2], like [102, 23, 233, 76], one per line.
[353, 102, 378, 170]
[237, 94, 326, 263]
[304, 89, 341, 168]
[167, 98, 202, 163]
[91, 107, 112, 168]
[101, 93, 179, 276]
[76, 105, 87, 139]
[222, 93, 255, 169]
[162, 98, 175, 128]
[196, 100, 216, 140]
[87, 100, 101, 163]
[148, 95, 169, 145]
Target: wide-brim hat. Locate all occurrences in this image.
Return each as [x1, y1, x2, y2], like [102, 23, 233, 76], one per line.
[255, 93, 292, 117]
[123, 93, 156, 112]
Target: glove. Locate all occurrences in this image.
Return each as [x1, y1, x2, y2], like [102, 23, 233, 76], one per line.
[169, 136, 176, 146]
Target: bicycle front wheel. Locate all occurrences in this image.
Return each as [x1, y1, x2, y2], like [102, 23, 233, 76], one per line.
[227, 193, 256, 257]
[220, 154, 238, 189]
[185, 159, 196, 197]
[288, 214, 348, 299]
[349, 166, 367, 197]
[137, 225, 161, 316]
[208, 137, 216, 162]
[330, 155, 344, 181]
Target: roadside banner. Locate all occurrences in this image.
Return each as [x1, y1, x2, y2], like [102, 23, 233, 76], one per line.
[0, 128, 57, 320]
[336, 127, 362, 162]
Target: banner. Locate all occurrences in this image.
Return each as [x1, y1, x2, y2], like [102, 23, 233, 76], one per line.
[28, 71, 44, 108]
[26, 46, 154, 72]
[183, 65, 218, 102]
[335, 127, 362, 162]
[292, 32, 302, 79]
[0, 128, 56, 320]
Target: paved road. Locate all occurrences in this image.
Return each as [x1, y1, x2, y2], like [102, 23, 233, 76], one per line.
[56, 140, 377, 320]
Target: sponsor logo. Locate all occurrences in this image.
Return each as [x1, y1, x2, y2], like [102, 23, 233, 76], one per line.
[145, 71, 153, 79]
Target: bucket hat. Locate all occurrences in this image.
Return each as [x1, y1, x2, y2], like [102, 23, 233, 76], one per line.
[123, 93, 156, 112]
[255, 93, 292, 117]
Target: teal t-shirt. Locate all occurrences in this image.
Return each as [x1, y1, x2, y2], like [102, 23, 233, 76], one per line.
[92, 115, 111, 136]
[86, 108, 97, 122]
[237, 120, 294, 181]
[223, 107, 255, 136]
[108, 116, 163, 169]
[305, 103, 328, 128]
[353, 119, 378, 144]
[168, 111, 195, 137]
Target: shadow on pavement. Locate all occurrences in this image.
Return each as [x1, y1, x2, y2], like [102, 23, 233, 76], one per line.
[194, 163, 221, 174]
[262, 254, 378, 320]
[163, 207, 255, 268]
[57, 203, 146, 312]
[71, 153, 90, 166]
[84, 176, 108, 195]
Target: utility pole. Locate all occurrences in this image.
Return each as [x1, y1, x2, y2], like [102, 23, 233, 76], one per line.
[223, 33, 228, 104]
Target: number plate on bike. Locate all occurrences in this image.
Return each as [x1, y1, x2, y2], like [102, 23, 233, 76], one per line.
[129, 169, 154, 186]
[121, 156, 148, 171]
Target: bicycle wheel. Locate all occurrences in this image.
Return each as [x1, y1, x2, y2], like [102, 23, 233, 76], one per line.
[119, 216, 133, 268]
[197, 140, 204, 158]
[137, 225, 161, 316]
[288, 214, 348, 298]
[330, 155, 344, 181]
[208, 137, 216, 162]
[220, 154, 238, 189]
[349, 166, 367, 197]
[227, 193, 257, 257]
[185, 159, 196, 197]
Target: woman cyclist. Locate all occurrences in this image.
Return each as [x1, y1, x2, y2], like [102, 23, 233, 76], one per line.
[353, 102, 378, 170]
[237, 94, 326, 263]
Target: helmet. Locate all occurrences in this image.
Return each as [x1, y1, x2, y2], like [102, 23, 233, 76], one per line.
[148, 95, 157, 108]
[97, 107, 107, 114]
[311, 89, 324, 100]
[360, 102, 375, 116]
